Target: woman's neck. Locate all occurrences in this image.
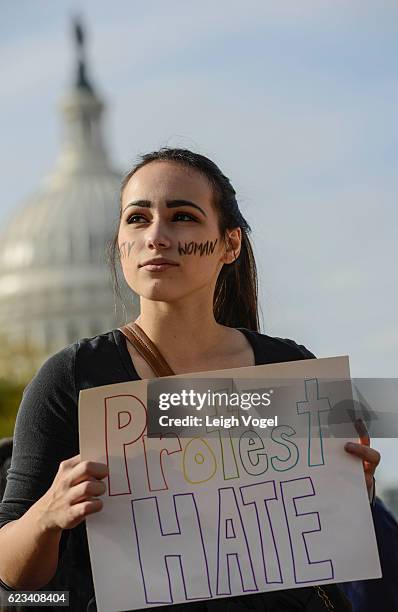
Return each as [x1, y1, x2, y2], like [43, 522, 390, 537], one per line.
[134, 295, 227, 366]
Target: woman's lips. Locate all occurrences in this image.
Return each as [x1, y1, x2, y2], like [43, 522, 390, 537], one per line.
[141, 263, 179, 271]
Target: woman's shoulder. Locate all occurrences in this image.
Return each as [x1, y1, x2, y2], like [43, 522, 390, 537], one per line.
[238, 327, 316, 363]
[74, 328, 134, 389]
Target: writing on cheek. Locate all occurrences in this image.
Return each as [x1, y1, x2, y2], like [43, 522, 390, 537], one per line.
[119, 241, 136, 260]
[178, 239, 218, 257]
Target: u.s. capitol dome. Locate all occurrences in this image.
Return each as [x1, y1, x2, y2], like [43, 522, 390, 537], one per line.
[0, 23, 136, 365]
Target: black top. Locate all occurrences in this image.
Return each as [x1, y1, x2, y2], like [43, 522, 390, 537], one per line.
[0, 328, 351, 611]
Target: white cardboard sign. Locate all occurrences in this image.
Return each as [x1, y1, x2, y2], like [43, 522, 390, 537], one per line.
[79, 356, 381, 612]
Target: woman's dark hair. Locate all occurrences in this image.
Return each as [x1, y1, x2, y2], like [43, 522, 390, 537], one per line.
[0, 437, 12, 501]
[108, 148, 259, 331]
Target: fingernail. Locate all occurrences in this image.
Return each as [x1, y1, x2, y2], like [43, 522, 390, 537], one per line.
[345, 442, 355, 450]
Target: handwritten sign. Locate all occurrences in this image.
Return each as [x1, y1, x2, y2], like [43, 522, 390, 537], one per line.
[79, 356, 381, 612]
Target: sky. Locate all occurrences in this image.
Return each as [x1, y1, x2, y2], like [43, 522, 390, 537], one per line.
[0, 1, 397, 487]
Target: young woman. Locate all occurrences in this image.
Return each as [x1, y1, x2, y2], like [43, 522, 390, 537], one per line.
[0, 149, 380, 611]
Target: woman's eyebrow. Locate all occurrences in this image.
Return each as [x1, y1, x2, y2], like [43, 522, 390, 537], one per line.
[123, 199, 151, 212]
[123, 199, 207, 217]
[166, 200, 207, 217]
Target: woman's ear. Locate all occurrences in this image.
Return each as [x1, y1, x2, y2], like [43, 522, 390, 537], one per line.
[222, 227, 242, 264]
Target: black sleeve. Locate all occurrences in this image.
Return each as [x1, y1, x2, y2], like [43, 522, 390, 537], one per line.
[0, 343, 79, 530]
[279, 337, 317, 360]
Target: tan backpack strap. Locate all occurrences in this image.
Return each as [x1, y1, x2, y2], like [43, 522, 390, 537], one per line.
[118, 322, 175, 378]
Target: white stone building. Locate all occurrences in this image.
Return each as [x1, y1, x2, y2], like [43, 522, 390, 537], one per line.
[0, 22, 137, 367]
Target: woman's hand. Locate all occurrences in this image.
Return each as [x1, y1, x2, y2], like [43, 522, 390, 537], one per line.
[38, 454, 109, 532]
[344, 419, 381, 499]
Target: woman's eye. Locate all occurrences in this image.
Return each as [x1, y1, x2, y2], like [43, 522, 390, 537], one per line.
[173, 212, 198, 222]
[126, 214, 148, 224]
[126, 212, 198, 224]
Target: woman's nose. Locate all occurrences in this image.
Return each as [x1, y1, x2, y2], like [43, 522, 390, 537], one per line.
[144, 223, 171, 250]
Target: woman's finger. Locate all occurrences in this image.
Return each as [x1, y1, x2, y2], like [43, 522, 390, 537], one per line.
[69, 479, 107, 505]
[68, 460, 109, 487]
[344, 442, 381, 467]
[354, 418, 370, 445]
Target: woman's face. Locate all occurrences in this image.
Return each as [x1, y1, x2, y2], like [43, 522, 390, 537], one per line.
[118, 160, 240, 303]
